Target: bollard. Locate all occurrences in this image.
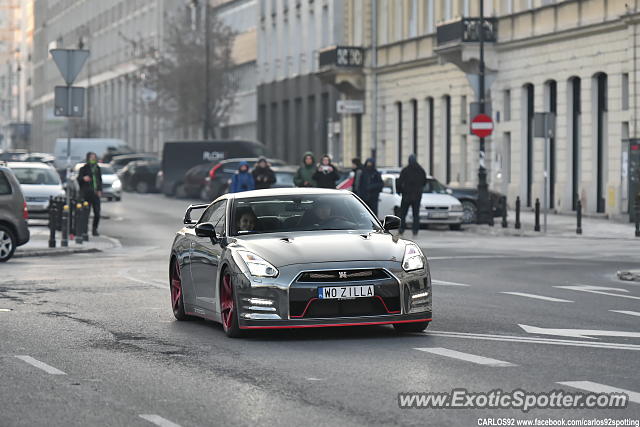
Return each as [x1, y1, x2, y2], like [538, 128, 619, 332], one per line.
[501, 196, 508, 228]
[576, 199, 583, 235]
[515, 196, 521, 229]
[48, 196, 56, 248]
[75, 202, 83, 244]
[534, 198, 541, 232]
[82, 201, 90, 242]
[69, 200, 75, 241]
[61, 205, 69, 247]
[635, 193, 639, 238]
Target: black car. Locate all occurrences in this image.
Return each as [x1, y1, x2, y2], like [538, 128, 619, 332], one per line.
[159, 140, 269, 197]
[0, 149, 28, 162]
[110, 153, 158, 173]
[449, 187, 506, 224]
[119, 160, 161, 193]
[200, 157, 287, 201]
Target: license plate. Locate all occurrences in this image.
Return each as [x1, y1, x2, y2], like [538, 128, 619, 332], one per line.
[318, 285, 374, 300]
[428, 211, 449, 219]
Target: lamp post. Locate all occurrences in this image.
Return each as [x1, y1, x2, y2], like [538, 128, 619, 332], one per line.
[476, 0, 493, 225]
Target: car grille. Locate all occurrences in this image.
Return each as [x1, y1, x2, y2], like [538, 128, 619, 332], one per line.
[291, 297, 395, 318]
[296, 269, 389, 282]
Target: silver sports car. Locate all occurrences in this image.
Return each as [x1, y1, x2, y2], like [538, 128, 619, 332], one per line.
[169, 188, 432, 337]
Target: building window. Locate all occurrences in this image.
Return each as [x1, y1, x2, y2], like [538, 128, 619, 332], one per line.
[503, 89, 511, 121]
[503, 132, 511, 184]
[460, 95, 467, 124]
[426, 97, 434, 174]
[411, 99, 418, 156]
[394, 0, 403, 41]
[442, 95, 451, 183]
[594, 72, 608, 213]
[396, 101, 403, 166]
[622, 72, 629, 111]
[569, 76, 581, 210]
[408, 0, 417, 38]
[523, 83, 534, 207]
[442, 0, 452, 21]
[463, 0, 470, 16]
[379, 0, 388, 44]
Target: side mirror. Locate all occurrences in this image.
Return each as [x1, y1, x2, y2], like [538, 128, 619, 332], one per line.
[195, 222, 218, 243]
[382, 187, 392, 194]
[383, 215, 400, 231]
[446, 188, 453, 195]
[183, 203, 209, 224]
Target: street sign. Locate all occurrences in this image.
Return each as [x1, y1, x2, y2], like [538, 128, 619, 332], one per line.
[50, 49, 90, 86]
[54, 86, 85, 117]
[337, 100, 364, 114]
[471, 113, 493, 138]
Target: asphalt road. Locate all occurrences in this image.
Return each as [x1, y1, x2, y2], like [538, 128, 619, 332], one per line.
[1, 192, 639, 427]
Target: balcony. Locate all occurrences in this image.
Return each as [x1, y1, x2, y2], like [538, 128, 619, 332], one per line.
[317, 46, 365, 95]
[435, 17, 498, 74]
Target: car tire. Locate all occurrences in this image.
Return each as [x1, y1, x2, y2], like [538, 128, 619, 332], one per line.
[220, 268, 243, 338]
[0, 225, 16, 262]
[449, 224, 462, 231]
[136, 181, 149, 193]
[461, 200, 478, 224]
[115, 196, 121, 202]
[107, 197, 113, 202]
[170, 258, 189, 321]
[393, 321, 430, 333]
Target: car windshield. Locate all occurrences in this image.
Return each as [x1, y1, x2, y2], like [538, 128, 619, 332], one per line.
[230, 194, 381, 236]
[275, 172, 294, 187]
[423, 178, 448, 194]
[100, 165, 115, 174]
[12, 167, 60, 185]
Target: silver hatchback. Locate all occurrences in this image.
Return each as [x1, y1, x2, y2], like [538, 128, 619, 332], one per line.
[0, 164, 30, 261]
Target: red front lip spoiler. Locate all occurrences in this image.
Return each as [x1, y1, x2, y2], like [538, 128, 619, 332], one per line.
[240, 318, 432, 330]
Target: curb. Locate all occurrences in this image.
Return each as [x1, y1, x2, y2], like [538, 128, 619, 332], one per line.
[14, 247, 101, 258]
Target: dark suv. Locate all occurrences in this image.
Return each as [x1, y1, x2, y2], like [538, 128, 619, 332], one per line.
[0, 164, 30, 261]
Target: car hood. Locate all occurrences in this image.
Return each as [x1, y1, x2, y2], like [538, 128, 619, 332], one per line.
[232, 231, 408, 267]
[20, 184, 65, 198]
[420, 193, 461, 207]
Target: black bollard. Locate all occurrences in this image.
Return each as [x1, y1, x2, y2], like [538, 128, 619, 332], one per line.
[75, 202, 83, 244]
[82, 201, 90, 242]
[515, 196, 521, 229]
[61, 205, 69, 247]
[501, 196, 508, 228]
[534, 198, 541, 232]
[576, 199, 583, 235]
[48, 196, 56, 248]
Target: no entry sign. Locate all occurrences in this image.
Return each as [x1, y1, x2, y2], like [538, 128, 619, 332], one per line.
[471, 114, 493, 138]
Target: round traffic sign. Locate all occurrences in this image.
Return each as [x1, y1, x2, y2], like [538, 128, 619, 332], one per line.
[471, 113, 493, 138]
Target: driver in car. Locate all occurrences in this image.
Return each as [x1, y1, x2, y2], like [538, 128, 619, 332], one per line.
[236, 208, 258, 232]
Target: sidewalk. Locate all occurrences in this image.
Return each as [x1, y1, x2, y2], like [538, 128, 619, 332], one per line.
[463, 209, 638, 240]
[14, 225, 120, 258]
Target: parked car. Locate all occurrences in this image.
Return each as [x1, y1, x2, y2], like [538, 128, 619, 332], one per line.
[16, 152, 56, 166]
[110, 153, 158, 173]
[0, 149, 28, 162]
[7, 162, 65, 219]
[377, 173, 464, 230]
[159, 140, 269, 197]
[448, 187, 506, 224]
[201, 157, 287, 201]
[118, 160, 160, 193]
[53, 138, 133, 171]
[68, 163, 122, 201]
[205, 164, 298, 201]
[0, 163, 30, 261]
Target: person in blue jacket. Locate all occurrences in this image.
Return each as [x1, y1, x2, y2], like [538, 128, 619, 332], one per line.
[230, 161, 255, 193]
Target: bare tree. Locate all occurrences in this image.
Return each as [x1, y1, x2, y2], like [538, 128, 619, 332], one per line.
[125, 7, 237, 138]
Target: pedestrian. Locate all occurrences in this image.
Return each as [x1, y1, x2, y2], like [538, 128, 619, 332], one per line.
[293, 152, 317, 187]
[77, 152, 102, 236]
[351, 157, 363, 195]
[312, 154, 340, 189]
[252, 157, 276, 190]
[230, 161, 255, 193]
[356, 158, 384, 215]
[397, 154, 427, 236]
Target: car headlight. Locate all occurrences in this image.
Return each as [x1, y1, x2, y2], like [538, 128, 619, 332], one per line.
[402, 243, 424, 272]
[451, 203, 463, 212]
[112, 179, 122, 190]
[238, 250, 279, 277]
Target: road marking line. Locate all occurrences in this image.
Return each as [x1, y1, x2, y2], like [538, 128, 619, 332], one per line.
[429, 255, 517, 260]
[555, 285, 640, 301]
[139, 414, 182, 427]
[0, 308, 12, 312]
[500, 292, 573, 302]
[432, 280, 470, 287]
[414, 347, 516, 367]
[119, 270, 165, 289]
[15, 355, 66, 375]
[306, 377, 324, 381]
[423, 330, 640, 351]
[609, 310, 640, 317]
[557, 381, 640, 404]
[518, 324, 640, 339]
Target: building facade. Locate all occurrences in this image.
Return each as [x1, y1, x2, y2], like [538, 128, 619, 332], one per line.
[338, 0, 639, 219]
[257, 0, 345, 164]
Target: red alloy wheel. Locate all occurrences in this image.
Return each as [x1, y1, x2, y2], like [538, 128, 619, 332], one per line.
[220, 273, 234, 331]
[170, 259, 187, 320]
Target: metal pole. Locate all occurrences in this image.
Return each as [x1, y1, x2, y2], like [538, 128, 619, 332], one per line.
[65, 75, 72, 242]
[476, 0, 491, 225]
[371, 0, 378, 160]
[543, 113, 549, 233]
[203, 0, 211, 139]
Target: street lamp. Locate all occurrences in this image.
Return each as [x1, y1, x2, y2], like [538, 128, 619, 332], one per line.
[190, 0, 212, 139]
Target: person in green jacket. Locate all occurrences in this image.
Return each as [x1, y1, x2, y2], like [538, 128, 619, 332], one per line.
[293, 152, 317, 187]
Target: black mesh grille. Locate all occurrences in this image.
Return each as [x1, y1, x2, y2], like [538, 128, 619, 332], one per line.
[290, 296, 401, 318]
[297, 269, 389, 283]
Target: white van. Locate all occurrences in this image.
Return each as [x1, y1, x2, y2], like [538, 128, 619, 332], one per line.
[53, 138, 132, 170]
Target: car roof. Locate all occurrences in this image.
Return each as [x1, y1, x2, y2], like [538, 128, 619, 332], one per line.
[112, 153, 156, 161]
[381, 172, 435, 179]
[6, 161, 54, 169]
[218, 157, 283, 165]
[223, 187, 351, 200]
[271, 165, 297, 172]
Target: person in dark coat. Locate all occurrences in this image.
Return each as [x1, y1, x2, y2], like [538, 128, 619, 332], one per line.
[293, 152, 317, 187]
[77, 152, 103, 236]
[252, 158, 276, 190]
[357, 158, 383, 215]
[312, 154, 340, 189]
[230, 161, 255, 193]
[397, 154, 427, 236]
[351, 158, 363, 196]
